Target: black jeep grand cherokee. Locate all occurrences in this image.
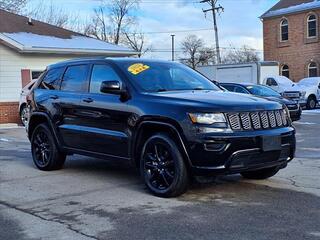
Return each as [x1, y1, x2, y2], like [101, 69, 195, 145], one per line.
[27, 58, 296, 197]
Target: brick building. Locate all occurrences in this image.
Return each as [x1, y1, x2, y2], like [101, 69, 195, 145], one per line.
[261, 0, 320, 82]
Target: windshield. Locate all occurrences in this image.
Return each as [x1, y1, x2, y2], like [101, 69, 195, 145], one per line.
[118, 61, 221, 92]
[246, 85, 281, 97]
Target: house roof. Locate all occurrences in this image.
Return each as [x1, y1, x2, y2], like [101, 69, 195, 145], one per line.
[261, 0, 320, 19]
[0, 9, 138, 56]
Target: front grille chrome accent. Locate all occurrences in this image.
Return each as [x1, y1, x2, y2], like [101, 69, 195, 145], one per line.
[240, 113, 251, 130]
[260, 111, 269, 129]
[250, 112, 261, 129]
[268, 111, 277, 128]
[227, 110, 288, 131]
[228, 114, 241, 130]
[275, 110, 283, 126]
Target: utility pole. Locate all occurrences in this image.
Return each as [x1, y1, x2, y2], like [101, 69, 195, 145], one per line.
[171, 34, 175, 61]
[201, 0, 223, 64]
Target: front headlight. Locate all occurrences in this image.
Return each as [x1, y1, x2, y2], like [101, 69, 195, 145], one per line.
[300, 91, 306, 99]
[188, 113, 227, 126]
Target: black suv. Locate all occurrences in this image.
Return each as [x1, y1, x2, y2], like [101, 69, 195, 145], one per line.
[27, 58, 296, 197]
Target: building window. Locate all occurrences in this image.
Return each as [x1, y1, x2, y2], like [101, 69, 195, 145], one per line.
[280, 19, 289, 41]
[31, 70, 44, 80]
[308, 62, 318, 77]
[281, 65, 290, 78]
[307, 14, 317, 38]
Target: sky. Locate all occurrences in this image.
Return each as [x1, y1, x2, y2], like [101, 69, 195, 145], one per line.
[26, 0, 279, 60]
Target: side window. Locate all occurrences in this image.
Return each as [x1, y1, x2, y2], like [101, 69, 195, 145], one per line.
[39, 67, 64, 90]
[222, 85, 235, 92]
[234, 86, 249, 94]
[61, 65, 89, 92]
[90, 65, 121, 93]
[266, 78, 278, 86]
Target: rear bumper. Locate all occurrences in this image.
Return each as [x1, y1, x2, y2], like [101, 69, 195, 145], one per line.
[187, 128, 295, 175]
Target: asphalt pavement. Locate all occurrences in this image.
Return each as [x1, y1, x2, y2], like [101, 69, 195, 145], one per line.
[0, 112, 319, 240]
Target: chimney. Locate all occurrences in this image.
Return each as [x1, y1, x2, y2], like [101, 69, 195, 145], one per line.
[27, 17, 33, 25]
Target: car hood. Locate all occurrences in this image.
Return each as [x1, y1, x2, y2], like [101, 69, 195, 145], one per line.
[291, 84, 315, 92]
[262, 96, 295, 105]
[145, 90, 282, 112]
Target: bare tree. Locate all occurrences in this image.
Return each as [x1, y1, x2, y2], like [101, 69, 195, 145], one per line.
[108, 0, 139, 44]
[86, 6, 109, 41]
[198, 47, 216, 66]
[222, 45, 261, 64]
[181, 35, 205, 69]
[0, 0, 27, 13]
[27, 1, 77, 28]
[123, 30, 151, 57]
[87, 0, 140, 44]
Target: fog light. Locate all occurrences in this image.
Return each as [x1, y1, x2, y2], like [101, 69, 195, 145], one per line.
[204, 142, 227, 151]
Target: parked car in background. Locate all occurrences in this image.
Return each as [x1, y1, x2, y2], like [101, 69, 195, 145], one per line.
[19, 79, 37, 126]
[220, 83, 302, 121]
[26, 58, 295, 197]
[289, 77, 320, 109]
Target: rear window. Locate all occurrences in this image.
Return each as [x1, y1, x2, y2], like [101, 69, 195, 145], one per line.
[39, 67, 65, 90]
[61, 65, 89, 92]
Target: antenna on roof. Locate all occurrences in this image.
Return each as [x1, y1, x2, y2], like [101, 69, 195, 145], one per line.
[27, 17, 33, 26]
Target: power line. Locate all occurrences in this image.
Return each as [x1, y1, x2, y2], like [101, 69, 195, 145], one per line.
[123, 27, 213, 35]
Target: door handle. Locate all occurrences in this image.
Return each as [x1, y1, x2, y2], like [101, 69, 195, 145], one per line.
[49, 95, 59, 100]
[82, 97, 94, 103]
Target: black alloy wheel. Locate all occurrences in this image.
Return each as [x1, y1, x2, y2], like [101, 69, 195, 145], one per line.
[31, 123, 66, 171]
[141, 134, 189, 197]
[33, 129, 51, 168]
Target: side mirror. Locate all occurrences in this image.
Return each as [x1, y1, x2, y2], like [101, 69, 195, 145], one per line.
[100, 81, 125, 95]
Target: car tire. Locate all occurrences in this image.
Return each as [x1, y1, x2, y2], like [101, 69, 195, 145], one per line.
[20, 105, 29, 126]
[31, 123, 66, 171]
[140, 133, 189, 198]
[241, 166, 280, 180]
[306, 96, 317, 110]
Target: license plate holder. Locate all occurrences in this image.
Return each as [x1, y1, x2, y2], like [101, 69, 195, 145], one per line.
[262, 136, 281, 151]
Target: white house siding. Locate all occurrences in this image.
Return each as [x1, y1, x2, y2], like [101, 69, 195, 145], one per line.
[0, 44, 77, 102]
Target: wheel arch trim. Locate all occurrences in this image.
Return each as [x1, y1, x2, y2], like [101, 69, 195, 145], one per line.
[132, 120, 192, 168]
[28, 112, 63, 150]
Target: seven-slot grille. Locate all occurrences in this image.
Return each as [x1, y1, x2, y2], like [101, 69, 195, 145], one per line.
[227, 110, 287, 131]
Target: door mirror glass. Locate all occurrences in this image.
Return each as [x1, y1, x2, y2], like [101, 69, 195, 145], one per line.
[100, 81, 123, 94]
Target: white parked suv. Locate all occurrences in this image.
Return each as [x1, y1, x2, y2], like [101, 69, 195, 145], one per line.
[19, 79, 37, 126]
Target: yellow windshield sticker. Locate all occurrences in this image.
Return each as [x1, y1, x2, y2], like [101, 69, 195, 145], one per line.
[128, 63, 150, 75]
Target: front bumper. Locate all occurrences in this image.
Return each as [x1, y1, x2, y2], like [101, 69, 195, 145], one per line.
[289, 107, 302, 121]
[186, 127, 296, 175]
